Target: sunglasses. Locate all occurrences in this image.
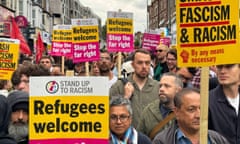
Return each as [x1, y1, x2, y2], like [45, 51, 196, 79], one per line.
[155, 49, 163, 53]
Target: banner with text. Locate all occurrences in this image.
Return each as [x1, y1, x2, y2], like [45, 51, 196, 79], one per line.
[159, 37, 171, 48]
[29, 77, 109, 144]
[142, 32, 160, 52]
[0, 38, 19, 80]
[71, 19, 100, 63]
[176, 0, 240, 67]
[107, 11, 134, 52]
[51, 25, 73, 57]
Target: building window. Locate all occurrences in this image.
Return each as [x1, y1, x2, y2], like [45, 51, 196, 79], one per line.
[42, 14, 45, 24]
[1, 0, 6, 6]
[34, 0, 42, 5]
[19, 0, 23, 15]
[32, 9, 35, 26]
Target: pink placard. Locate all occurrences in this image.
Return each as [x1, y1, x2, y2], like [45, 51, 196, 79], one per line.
[159, 37, 171, 48]
[51, 42, 73, 57]
[142, 33, 161, 51]
[107, 34, 133, 52]
[73, 42, 100, 63]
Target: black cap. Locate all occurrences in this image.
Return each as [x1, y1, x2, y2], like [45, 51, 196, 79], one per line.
[7, 90, 29, 112]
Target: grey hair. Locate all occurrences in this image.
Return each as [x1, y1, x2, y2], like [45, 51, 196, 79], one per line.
[110, 97, 133, 116]
[174, 87, 200, 108]
[161, 72, 184, 88]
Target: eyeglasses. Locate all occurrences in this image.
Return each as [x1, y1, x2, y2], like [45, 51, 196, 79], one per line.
[110, 115, 130, 122]
[155, 49, 164, 53]
[216, 64, 236, 69]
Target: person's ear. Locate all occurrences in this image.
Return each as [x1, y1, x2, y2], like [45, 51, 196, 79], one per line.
[173, 107, 179, 120]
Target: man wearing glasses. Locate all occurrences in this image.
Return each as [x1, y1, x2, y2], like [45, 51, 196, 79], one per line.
[153, 43, 169, 81]
[109, 97, 151, 144]
[209, 64, 240, 144]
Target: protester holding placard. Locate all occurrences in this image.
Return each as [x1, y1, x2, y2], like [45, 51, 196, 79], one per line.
[110, 49, 159, 128]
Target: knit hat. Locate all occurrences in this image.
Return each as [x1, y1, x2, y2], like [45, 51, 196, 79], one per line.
[7, 90, 29, 112]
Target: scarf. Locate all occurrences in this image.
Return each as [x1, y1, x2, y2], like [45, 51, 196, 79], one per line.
[110, 126, 136, 144]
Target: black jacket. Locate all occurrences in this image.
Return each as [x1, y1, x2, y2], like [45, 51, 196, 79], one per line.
[209, 85, 240, 144]
[0, 95, 17, 144]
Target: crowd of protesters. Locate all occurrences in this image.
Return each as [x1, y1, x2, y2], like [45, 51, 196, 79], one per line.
[0, 42, 239, 144]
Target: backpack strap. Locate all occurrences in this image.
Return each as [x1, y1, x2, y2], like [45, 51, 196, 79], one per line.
[149, 112, 175, 140]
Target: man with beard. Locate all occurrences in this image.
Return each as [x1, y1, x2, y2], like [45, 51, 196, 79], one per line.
[97, 49, 117, 89]
[110, 49, 159, 128]
[166, 49, 178, 73]
[137, 72, 183, 139]
[152, 88, 230, 144]
[7, 90, 29, 144]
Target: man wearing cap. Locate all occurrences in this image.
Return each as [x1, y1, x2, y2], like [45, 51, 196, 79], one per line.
[7, 90, 29, 144]
[0, 94, 17, 144]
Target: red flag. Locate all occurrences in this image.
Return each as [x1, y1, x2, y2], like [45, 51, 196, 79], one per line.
[10, 16, 32, 55]
[36, 32, 44, 64]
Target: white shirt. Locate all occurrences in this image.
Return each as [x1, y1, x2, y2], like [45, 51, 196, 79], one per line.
[227, 94, 239, 115]
[109, 75, 118, 89]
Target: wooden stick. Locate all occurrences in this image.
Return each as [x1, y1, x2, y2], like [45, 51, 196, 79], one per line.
[117, 52, 122, 78]
[61, 56, 65, 74]
[85, 62, 89, 76]
[200, 67, 209, 144]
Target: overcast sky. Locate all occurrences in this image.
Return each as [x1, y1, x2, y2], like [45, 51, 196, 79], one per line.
[80, 0, 148, 33]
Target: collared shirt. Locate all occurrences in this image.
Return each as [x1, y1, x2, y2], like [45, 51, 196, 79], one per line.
[176, 128, 211, 144]
[159, 103, 172, 119]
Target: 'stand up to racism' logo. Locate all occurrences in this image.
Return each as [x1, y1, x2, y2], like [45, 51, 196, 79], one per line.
[46, 81, 59, 94]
